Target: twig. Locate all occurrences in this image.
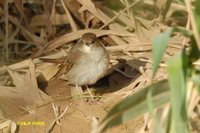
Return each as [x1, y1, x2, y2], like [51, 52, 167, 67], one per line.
[113, 68, 135, 78]
[46, 105, 68, 133]
[99, 0, 140, 29]
[52, 103, 63, 133]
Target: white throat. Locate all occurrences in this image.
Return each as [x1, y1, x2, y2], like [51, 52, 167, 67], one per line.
[82, 44, 91, 52]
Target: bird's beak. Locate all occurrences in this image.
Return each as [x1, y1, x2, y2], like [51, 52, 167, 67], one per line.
[85, 42, 94, 47]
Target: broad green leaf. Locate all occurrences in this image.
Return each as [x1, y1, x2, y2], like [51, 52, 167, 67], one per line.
[194, 1, 200, 34]
[152, 28, 173, 78]
[100, 80, 170, 132]
[167, 49, 189, 133]
[173, 27, 193, 37]
[147, 88, 165, 133]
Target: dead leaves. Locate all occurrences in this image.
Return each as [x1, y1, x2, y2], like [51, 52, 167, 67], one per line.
[0, 60, 51, 118]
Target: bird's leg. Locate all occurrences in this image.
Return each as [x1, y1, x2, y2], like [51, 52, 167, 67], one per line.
[86, 85, 94, 100]
[75, 84, 83, 100]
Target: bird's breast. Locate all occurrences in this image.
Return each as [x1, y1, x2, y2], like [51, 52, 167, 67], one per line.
[66, 50, 109, 86]
[82, 44, 91, 53]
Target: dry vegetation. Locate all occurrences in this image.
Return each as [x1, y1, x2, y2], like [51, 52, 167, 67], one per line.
[0, 0, 199, 133]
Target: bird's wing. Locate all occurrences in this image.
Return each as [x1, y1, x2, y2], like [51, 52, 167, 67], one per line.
[53, 46, 83, 79]
[39, 56, 66, 64]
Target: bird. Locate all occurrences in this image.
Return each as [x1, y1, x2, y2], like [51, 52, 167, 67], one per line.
[41, 32, 110, 99]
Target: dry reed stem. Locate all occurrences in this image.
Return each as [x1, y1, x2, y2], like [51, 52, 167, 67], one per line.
[99, 0, 140, 29]
[184, 0, 200, 50]
[60, 0, 78, 31]
[5, 1, 9, 62]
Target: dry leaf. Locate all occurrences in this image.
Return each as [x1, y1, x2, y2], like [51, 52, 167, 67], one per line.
[0, 59, 51, 118]
[0, 120, 17, 133]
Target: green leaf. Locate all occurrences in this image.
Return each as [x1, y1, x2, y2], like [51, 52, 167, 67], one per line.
[167, 49, 189, 133]
[173, 27, 193, 37]
[147, 88, 165, 133]
[194, 1, 200, 34]
[152, 28, 173, 78]
[99, 80, 170, 132]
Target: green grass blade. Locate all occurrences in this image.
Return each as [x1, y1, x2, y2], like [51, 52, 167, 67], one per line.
[147, 88, 165, 133]
[100, 80, 170, 132]
[152, 28, 173, 78]
[194, 1, 200, 34]
[167, 49, 189, 133]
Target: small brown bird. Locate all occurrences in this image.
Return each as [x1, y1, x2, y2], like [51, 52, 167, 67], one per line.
[42, 33, 110, 99]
